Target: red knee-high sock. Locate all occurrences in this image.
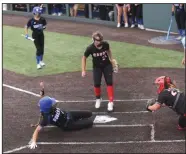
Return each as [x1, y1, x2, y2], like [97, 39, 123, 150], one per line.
[107, 86, 114, 102]
[94, 87, 101, 99]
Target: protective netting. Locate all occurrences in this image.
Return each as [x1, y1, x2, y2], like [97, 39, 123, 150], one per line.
[148, 35, 182, 45]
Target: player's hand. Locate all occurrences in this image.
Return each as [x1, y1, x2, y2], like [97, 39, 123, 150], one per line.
[182, 58, 185, 65]
[40, 81, 44, 89]
[28, 140, 37, 149]
[146, 98, 156, 112]
[82, 71, 86, 77]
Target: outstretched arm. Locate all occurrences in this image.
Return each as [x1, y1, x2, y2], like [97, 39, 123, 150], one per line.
[29, 125, 43, 149]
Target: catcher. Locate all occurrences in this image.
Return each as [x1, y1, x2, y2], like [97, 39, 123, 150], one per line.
[28, 82, 93, 149]
[146, 76, 186, 130]
[81, 31, 118, 112]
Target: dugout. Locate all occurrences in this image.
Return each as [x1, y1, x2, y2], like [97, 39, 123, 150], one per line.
[3, 4, 186, 34]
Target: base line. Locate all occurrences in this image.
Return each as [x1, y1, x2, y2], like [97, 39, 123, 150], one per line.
[3, 145, 28, 153]
[3, 83, 151, 102]
[37, 140, 185, 145]
[45, 124, 152, 128]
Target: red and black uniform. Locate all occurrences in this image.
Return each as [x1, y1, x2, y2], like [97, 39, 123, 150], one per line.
[157, 88, 186, 128]
[84, 41, 114, 102]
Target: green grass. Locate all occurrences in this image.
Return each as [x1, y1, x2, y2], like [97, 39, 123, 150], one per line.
[3, 25, 184, 77]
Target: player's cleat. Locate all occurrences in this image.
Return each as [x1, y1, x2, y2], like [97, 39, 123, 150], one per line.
[107, 102, 114, 111]
[176, 36, 182, 40]
[131, 24, 135, 28]
[95, 98, 102, 109]
[37, 64, 42, 69]
[117, 23, 121, 28]
[125, 23, 129, 28]
[40, 61, 45, 67]
[177, 125, 186, 130]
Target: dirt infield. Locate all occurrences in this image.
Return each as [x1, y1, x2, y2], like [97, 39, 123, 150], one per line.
[2, 14, 185, 153]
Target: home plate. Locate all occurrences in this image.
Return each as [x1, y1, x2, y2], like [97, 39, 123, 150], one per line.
[93, 115, 118, 123]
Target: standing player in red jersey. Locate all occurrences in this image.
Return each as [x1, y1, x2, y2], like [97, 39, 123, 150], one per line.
[81, 31, 118, 112]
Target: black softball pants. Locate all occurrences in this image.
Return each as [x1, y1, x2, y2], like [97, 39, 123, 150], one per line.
[93, 64, 113, 88]
[32, 32, 44, 56]
[63, 111, 93, 131]
[175, 10, 185, 30]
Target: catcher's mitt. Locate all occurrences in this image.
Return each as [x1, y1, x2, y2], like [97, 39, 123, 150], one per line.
[146, 98, 156, 112]
[111, 59, 119, 73]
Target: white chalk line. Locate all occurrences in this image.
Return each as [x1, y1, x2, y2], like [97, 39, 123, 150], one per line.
[4, 140, 185, 153]
[3, 83, 151, 102]
[3, 145, 28, 153]
[93, 111, 149, 114]
[37, 140, 185, 145]
[45, 124, 153, 128]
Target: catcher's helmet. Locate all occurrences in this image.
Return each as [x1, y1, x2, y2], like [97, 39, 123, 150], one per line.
[154, 76, 173, 94]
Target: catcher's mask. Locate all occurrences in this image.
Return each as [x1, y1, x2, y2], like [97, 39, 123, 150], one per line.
[154, 76, 173, 94]
[92, 31, 103, 47]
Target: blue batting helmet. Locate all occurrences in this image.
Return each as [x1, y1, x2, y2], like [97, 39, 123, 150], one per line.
[38, 96, 57, 113]
[32, 6, 42, 15]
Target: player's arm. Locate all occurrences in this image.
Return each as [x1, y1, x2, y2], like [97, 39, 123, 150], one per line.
[146, 98, 162, 112]
[39, 81, 45, 97]
[28, 124, 42, 149]
[82, 56, 87, 72]
[31, 114, 43, 127]
[82, 47, 90, 77]
[148, 103, 161, 111]
[25, 19, 31, 36]
[172, 4, 175, 15]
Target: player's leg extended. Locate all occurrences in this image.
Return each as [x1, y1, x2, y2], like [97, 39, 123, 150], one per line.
[40, 33, 45, 66]
[180, 10, 185, 37]
[103, 64, 114, 111]
[67, 111, 92, 121]
[175, 11, 182, 39]
[64, 118, 93, 131]
[33, 35, 42, 69]
[93, 67, 102, 109]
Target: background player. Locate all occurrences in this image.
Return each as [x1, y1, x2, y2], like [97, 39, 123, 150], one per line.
[25, 6, 47, 69]
[172, 4, 185, 40]
[146, 76, 186, 130]
[81, 31, 118, 112]
[28, 82, 93, 149]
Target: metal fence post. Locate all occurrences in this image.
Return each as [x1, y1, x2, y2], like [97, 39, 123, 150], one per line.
[26, 4, 30, 12]
[114, 4, 117, 23]
[88, 4, 92, 19]
[65, 4, 69, 17]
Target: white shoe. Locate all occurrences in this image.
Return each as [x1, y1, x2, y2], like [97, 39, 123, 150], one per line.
[125, 23, 129, 28]
[37, 64, 42, 69]
[139, 25, 145, 30]
[117, 23, 121, 28]
[176, 36, 182, 40]
[138, 24, 141, 29]
[131, 24, 135, 28]
[40, 61, 45, 67]
[107, 102, 114, 111]
[95, 98, 102, 109]
[58, 12, 62, 16]
[52, 13, 57, 16]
